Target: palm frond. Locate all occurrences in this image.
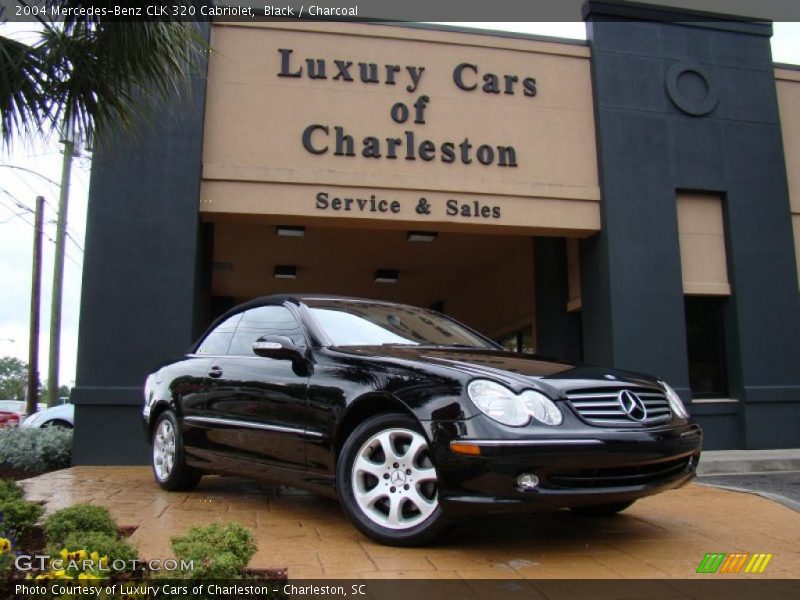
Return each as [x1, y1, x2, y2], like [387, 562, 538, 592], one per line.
[0, 35, 52, 142]
[3, 1, 206, 145]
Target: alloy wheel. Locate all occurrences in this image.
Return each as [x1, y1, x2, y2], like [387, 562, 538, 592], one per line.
[351, 428, 438, 530]
[153, 419, 176, 481]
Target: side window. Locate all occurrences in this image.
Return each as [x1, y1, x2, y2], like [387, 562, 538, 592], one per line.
[195, 313, 242, 355]
[228, 306, 307, 356]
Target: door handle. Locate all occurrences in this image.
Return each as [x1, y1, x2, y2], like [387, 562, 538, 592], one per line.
[208, 366, 223, 379]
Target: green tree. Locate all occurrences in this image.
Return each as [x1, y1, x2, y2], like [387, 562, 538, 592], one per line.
[0, 356, 28, 400]
[39, 383, 71, 404]
[0, 1, 205, 144]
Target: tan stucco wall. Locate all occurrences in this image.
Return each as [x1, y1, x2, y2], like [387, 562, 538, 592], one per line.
[200, 22, 600, 235]
[442, 245, 534, 340]
[676, 192, 730, 296]
[776, 67, 800, 286]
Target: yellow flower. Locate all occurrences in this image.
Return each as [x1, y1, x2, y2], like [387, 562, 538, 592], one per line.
[0, 537, 11, 554]
[78, 572, 102, 582]
[53, 569, 74, 579]
[66, 549, 87, 561]
[90, 551, 100, 563]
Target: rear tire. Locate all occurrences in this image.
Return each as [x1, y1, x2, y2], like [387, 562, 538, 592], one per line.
[151, 411, 201, 491]
[42, 419, 72, 429]
[570, 500, 635, 516]
[337, 413, 448, 546]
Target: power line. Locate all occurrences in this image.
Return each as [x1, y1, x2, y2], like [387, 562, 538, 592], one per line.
[0, 195, 55, 243]
[0, 197, 81, 268]
[0, 192, 35, 228]
[8, 170, 60, 219]
[65, 231, 84, 253]
[0, 211, 29, 224]
[0, 164, 61, 188]
[0, 180, 84, 252]
[45, 218, 84, 253]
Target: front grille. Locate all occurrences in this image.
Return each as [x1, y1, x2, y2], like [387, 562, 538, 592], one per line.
[547, 456, 693, 489]
[566, 386, 672, 427]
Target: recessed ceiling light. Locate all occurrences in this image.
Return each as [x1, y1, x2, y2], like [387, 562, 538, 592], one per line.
[406, 231, 438, 242]
[274, 265, 297, 279]
[374, 269, 398, 284]
[276, 225, 305, 237]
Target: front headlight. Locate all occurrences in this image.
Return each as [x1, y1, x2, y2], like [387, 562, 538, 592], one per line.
[521, 390, 563, 426]
[660, 381, 689, 418]
[467, 380, 562, 427]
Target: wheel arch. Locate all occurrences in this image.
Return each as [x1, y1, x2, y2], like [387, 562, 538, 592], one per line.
[334, 392, 421, 461]
[147, 401, 174, 444]
[42, 419, 72, 429]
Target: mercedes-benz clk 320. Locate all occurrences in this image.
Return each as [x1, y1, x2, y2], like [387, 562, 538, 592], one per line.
[143, 295, 702, 546]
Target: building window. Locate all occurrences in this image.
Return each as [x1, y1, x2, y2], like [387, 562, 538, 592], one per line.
[497, 327, 535, 355]
[685, 296, 728, 398]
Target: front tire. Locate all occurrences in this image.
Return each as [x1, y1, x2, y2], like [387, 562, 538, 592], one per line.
[570, 500, 635, 516]
[151, 411, 201, 491]
[337, 413, 447, 546]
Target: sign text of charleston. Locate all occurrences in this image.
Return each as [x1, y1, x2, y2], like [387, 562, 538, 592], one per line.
[278, 49, 538, 220]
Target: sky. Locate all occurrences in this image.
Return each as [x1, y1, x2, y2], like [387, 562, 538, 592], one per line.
[0, 21, 798, 392]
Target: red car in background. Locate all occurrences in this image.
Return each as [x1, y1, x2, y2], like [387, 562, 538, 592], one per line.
[0, 400, 43, 428]
[0, 410, 20, 428]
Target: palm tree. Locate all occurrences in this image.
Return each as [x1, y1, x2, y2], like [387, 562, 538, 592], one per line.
[0, 4, 205, 409]
[0, 1, 205, 144]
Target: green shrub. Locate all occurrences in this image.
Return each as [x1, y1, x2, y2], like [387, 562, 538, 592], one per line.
[0, 479, 43, 538]
[49, 531, 139, 569]
[168, 522, 256, 579]
[0, 479, 24, 503]
[43, 504, 117, 546]
[0, 496, 43, 537]
[0, 427, 72, 472]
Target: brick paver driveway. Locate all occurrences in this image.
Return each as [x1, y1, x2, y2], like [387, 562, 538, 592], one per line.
[20, 467, 799, 579]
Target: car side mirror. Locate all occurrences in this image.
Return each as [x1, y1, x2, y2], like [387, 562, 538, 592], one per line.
[253, 335, 304, 362]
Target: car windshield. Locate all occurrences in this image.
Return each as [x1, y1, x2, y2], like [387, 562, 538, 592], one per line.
[0, 401, 23, 411]
[306, 299, 494, 348]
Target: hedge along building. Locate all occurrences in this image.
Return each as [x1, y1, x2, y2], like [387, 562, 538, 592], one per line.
[72, 2, 800, 464]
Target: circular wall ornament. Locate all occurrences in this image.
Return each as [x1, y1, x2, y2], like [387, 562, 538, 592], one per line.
[665, 61, 719, 117]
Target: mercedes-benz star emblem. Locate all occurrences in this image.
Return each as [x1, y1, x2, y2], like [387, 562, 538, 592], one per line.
[618, 390, 647, 421]
[390, 470, 406, 485]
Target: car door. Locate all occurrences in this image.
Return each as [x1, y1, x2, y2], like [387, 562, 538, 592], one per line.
[198, 304, 310, 469]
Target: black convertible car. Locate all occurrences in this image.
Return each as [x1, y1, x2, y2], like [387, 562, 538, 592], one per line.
[143, 295, 702, 545]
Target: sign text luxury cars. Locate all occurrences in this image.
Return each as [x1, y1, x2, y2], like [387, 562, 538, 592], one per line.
[278, 48, 537, 168]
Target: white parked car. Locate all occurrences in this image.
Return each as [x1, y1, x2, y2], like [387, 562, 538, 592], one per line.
[22, 403, 74, 428]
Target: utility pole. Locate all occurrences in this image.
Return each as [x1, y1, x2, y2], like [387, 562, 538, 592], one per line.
[26, 197, 45, 415]
[47, 129, 76, 407]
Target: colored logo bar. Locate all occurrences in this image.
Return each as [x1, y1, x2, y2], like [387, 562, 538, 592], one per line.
[696, 553, 773, 574]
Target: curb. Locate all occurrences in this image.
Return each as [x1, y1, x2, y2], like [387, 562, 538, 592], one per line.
[695, 482, 800, 513]
[697, 450, 800, 475]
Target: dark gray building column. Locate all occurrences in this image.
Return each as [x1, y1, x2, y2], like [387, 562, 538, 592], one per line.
[534, 238, 583, 364]
[582, 1, 800, 448]
[71, 28, 212, 464]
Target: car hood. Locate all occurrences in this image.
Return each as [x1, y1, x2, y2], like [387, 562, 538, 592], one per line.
[329, 346, 662, 396]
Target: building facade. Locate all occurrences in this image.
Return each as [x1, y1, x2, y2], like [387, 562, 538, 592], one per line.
[72, 2, 800, 464]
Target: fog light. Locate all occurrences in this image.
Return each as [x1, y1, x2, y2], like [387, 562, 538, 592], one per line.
[516, 473, 539, 491]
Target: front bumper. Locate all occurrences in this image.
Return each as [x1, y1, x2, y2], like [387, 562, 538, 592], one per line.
[428, 418, 703, 516]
